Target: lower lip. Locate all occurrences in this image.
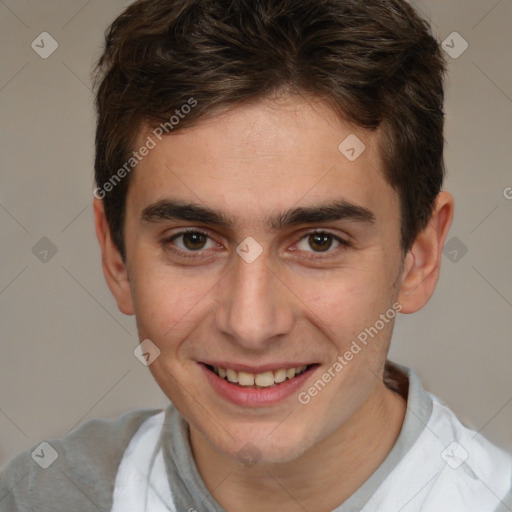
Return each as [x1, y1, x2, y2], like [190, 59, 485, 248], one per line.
[200, 363, 318, 407]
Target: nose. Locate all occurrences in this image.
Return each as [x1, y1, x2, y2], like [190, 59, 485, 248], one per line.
[214, 252, 295, 351]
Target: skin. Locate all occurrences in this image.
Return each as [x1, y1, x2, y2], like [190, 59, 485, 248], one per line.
[94, 94, 454, 511]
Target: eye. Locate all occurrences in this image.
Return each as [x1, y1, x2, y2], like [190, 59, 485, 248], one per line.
[295, 231, 347, 255]
[165, 230, 218, 252]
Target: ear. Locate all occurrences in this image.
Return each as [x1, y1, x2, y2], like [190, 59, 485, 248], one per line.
[398, 191, 454, 314]
[93, 198, 134, 315]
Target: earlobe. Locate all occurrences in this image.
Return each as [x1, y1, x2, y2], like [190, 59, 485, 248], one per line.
[398, 191, 454, 314]
[93, 198, 135, 316]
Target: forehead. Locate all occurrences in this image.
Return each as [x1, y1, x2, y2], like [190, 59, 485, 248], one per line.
[127, 95, 397, 229]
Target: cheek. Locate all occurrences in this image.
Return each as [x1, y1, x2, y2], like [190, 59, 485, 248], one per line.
[288, 265, 398, 378]
[129, 261, 216, 342]
[285, 262, 391, 329]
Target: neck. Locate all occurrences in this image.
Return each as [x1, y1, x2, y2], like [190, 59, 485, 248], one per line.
[190, 380, 406, 512]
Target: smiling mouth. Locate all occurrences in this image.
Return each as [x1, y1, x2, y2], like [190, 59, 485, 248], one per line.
[205, 364, 316, 389]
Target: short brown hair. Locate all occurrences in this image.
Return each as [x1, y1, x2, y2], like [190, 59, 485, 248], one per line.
[94, 0, 446, 260]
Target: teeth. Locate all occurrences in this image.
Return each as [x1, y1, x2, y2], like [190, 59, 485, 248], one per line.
[238, 371, 255, 386]
[226, 369, 238, 383]
[274, 369, 287, 383]
[254, 371, 275, 387]
[286, 368, 296, 379]
[212, 365, 309, 388]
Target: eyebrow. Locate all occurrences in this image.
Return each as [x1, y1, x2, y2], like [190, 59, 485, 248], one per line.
[141, 199, 376, 230]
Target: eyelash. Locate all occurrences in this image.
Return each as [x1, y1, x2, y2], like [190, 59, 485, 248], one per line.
[161, 229, 350, 261]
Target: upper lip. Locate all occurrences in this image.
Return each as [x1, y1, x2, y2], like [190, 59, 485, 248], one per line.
[201, 361, 316, 373]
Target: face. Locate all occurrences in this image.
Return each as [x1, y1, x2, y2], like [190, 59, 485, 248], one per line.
[121, 95, 406, 463]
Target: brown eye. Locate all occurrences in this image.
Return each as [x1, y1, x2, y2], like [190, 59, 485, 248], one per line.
[308, 233, 333, 252]
[165, 231, 216, 253]
[182, 232, 208, 250]
[295, 231, 347, 257]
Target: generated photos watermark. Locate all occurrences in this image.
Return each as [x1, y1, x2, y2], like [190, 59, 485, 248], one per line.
[298, 302, 403, 405]
[93, 97, 197, 199]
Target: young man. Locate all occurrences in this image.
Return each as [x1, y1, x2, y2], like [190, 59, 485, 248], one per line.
[1, 0, 511, 510]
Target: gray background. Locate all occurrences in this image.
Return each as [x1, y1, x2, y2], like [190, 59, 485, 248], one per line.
[0, 0, 511, 468]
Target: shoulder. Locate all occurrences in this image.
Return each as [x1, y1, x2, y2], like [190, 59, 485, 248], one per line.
[377, 363, 512, 511]
[429, 395, 511, 474]
[421, 395, 512, 510]
[0, 408, 162, 512]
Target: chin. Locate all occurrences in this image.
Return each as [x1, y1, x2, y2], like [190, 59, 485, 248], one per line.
[209, 422, 317, 467]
